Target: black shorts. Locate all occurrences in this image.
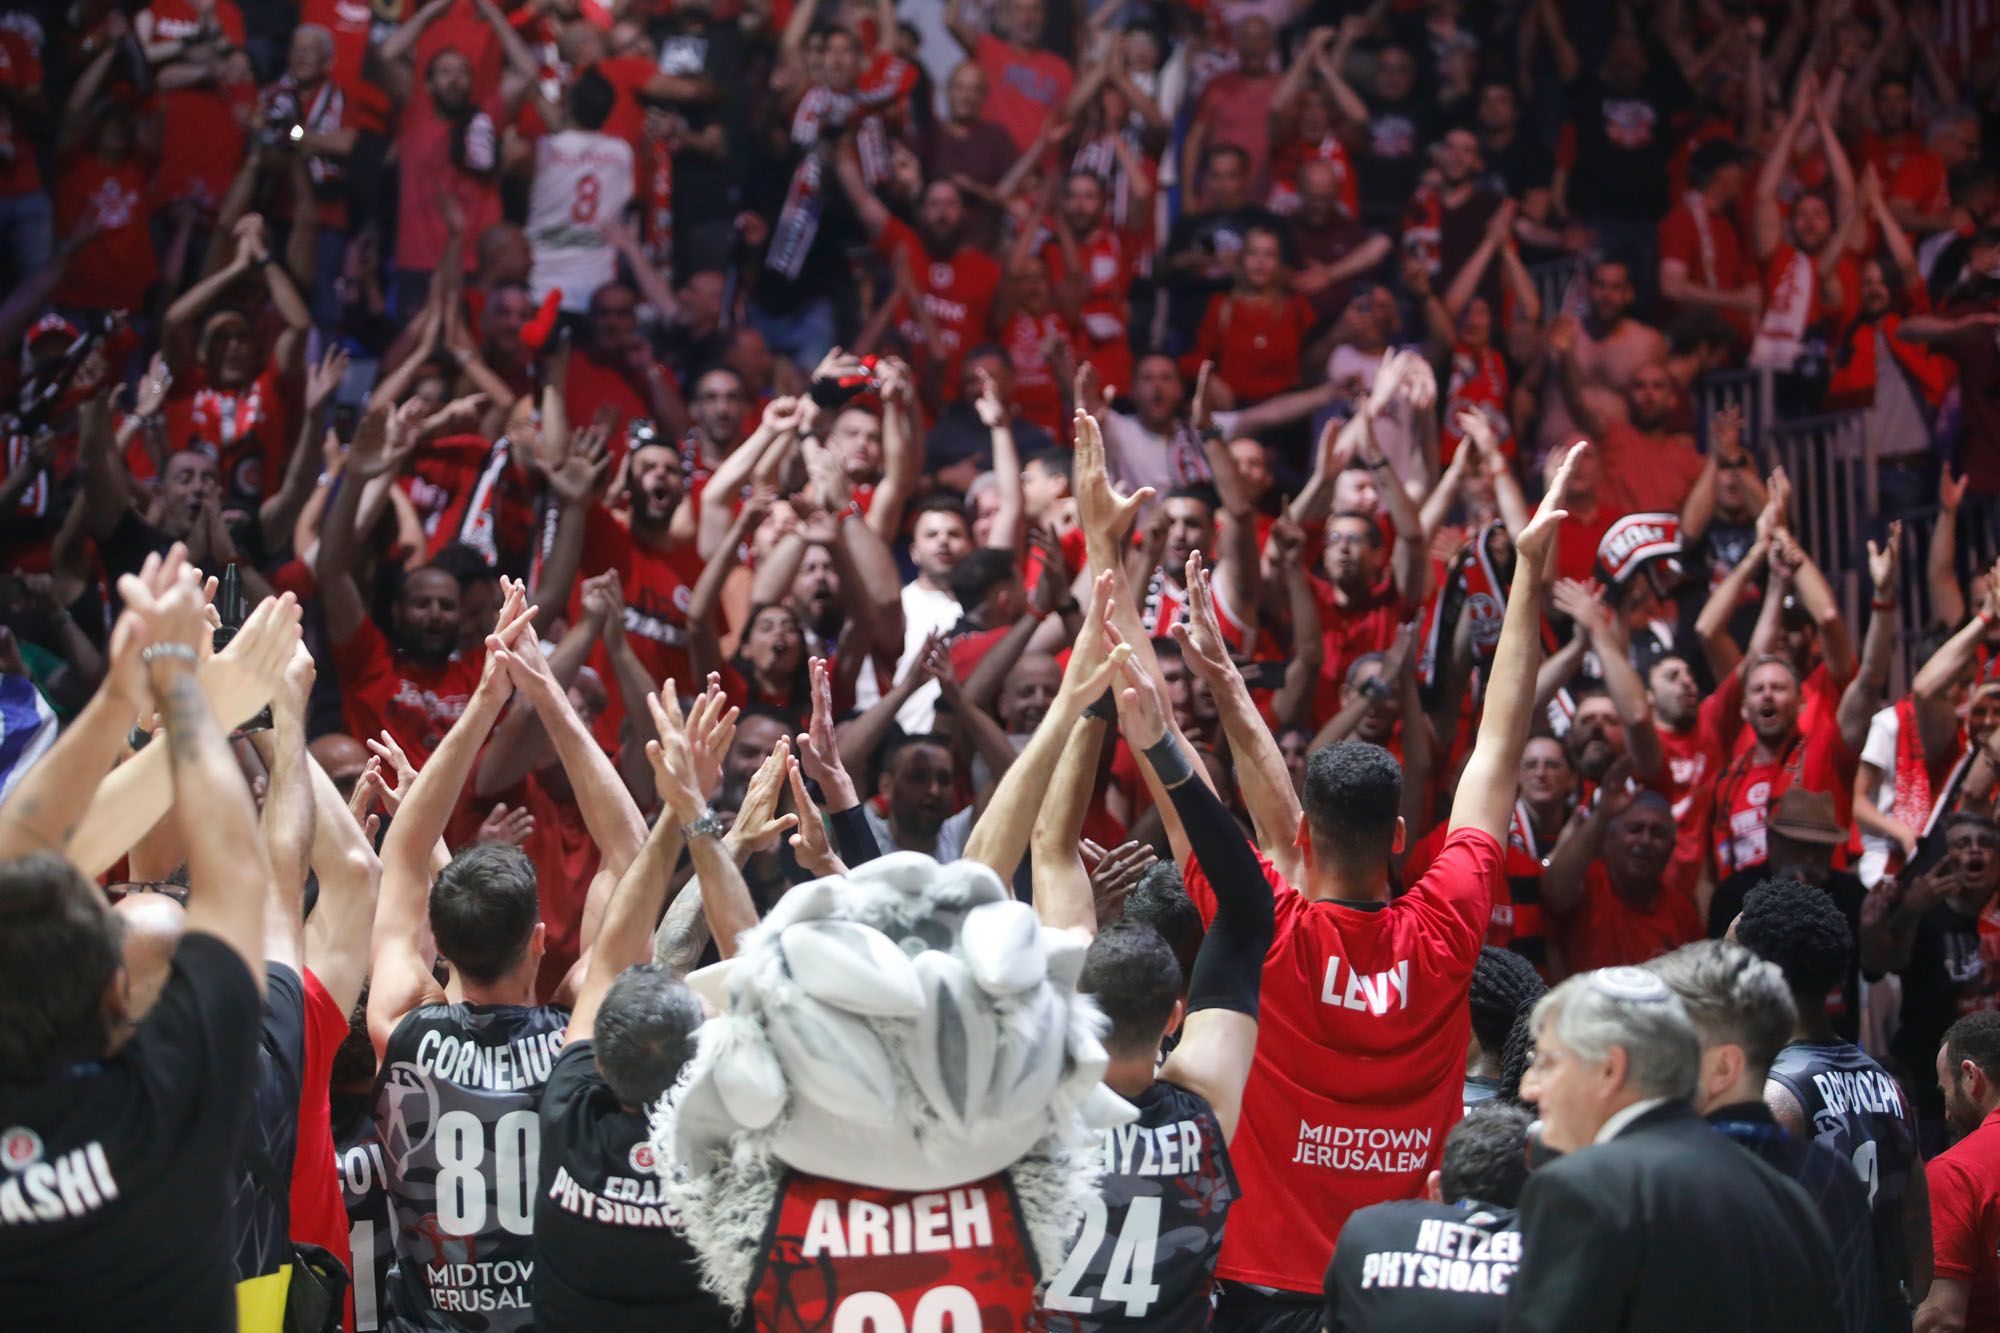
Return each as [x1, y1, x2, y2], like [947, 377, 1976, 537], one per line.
[1212, 1281, 1324, 1333]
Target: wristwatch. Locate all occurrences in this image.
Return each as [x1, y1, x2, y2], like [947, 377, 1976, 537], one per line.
[681, 808, 727, 842]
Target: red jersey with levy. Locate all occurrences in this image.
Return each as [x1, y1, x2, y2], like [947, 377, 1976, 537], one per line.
[330, 616, 484, 767]
[746, 1171, 1039, 1331]
[1181, 827, 1501, 1292]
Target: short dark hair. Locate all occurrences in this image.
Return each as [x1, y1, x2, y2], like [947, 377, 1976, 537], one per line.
[1470, 947, 1547, 1059]
[1165, 484, 1219, 513]
[1203, 142, 1249, 173]
[962, 342, 1010, 370]
[0, 854, 123, 1080]
[595, 964, 704, 1108]
[1026, 451, 1073, 484]
[1687, 138, 1743, 189]
[1439, 1103, 1534, 1207]
[878, 731, 953, 783]
[1344, 651, 1389, 687]
[1080, 922, 1183, 1058]
[1734, 877, 1851, 1001]
[947, 548, 1019, 610]
[911, 491, 970, 528]
[1125, 862, 1201, 988]
[1303, 742, 1402, 866]
[1944, 1010, 2000, 1083]
[429, 843, 540, 985]
[430, 542, 497, 588]
[568, 66, 617, 131]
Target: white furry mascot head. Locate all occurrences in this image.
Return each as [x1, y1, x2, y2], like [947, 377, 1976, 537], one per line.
[649, 851, 1136, 1308]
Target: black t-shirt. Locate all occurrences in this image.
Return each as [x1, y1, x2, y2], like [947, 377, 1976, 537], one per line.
[923, 404, 1058, 474]
[233, 962, 307, 1287]
[1325, 1198, 1521, 1332]
[99, 508, 176, 589]
[1892, 894, 2000, 1120]
[650, 16, 745, 234]
[1358, 92, 1439, 227]
[0, 932, 261, 1329]
[1564, 71, 1688, 222]
[532, 1040, 728, 1330]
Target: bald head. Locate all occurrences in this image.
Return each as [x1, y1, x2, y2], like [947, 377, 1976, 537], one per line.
[311, 733, 370, 796]
[114, 894, 187, 1025]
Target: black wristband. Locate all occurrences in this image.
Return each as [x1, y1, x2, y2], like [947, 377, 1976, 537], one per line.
[1142, 733, 1196, 788]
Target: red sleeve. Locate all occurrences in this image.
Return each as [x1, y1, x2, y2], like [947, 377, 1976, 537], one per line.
[330, 612, 395, 693]
[1659, 209, 1698, 266]
[1704, 662, 1745, 754]
[875, 213, 920, 266]
[1928, 1155, 1998, 1281]
[1403, 825, 1502, 967]
[1180, 843, 1296, 931]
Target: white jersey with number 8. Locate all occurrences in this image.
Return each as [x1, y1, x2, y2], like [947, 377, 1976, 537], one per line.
[528, 128, 635, 314]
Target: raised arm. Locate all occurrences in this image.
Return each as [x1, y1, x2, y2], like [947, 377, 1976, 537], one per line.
[1932, 471, 1971, 628]
[1192, 363, 1264, 632]
[1031, 714, 1111, 935]
[370, 582, 535, 1055]
[249, 644, 318, 973]
[136, 552, 287, 991]
[1451, 445, 1580, 838]
[1113, 619, 1271, 1144]
[868, 357, 924, 541]
[648, 688, 766, 957]
[316, 399, 423, 646]
[1755, 75, 1814, 261]
[1540, 773, 1632, 917]
[567, 787, 685, 1041]
[976, 370, 1027, 553]
[1552, 579, 1665, 779]
[963, 573, 1129, 879]
[1839, 525, 1903, 755]
[302, 754, 381, 1019]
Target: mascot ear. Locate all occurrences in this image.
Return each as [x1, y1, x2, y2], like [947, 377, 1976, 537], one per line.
[1042, 927, 1089, 990]
[765, 996, 900, 1121]
[907, 951, 999, 1133]
[710, 1023, 788, 1130]
[962, 900, 1048, 995]
[1081, 1081, 1141, 1130]
[685, 959, 739, 1012]
[781, 920, 925, 1017]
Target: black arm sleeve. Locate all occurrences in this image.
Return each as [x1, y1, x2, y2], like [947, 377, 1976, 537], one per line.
[1152, 747, 1274, 1019]
[827, 803, 883, 868]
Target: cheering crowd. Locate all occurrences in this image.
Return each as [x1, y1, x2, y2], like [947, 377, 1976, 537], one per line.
[8, 0, 2000, 1327]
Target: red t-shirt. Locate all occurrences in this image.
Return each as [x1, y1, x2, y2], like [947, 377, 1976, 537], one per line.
[1928, 1108, 2000, 1332]
[748, 1171, 1041, 1330]
[875, 215, 1001, 397]
[1310, 573, 1407, 724]
[394, 87, 504, 273]
[400, 433, 541, 569]
[1186, 292, 1316, 406]
[300, 0, 392, 133]
[51, 152, 159, 312]
[293, 970, 353, 1324]
[1554, 861, 1704, 976]
[572, 508, 707, 748]
[1044, 224, 1136, 393]
[160, 364, 290, 507]
[1594, 423, 1705, 521]
[1182, 827, 1501, 1292]
[972, 32, 1073, 154]
[330, 615, 484, 767]
[510, 771, 602, 1002]
[144, 0, 253, 208]
[561, 346, 657, 471]
[1711, 674, 1858, 881]
[1555, 508, 1614, 587]
[1645, 687, 1731, 897]
[1000, 309, 1071, 442]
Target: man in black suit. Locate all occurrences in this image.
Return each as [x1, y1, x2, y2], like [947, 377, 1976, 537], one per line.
[1504, 966, 1842, 1333]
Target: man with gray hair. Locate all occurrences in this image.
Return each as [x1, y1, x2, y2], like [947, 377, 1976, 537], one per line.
[1647, 942, 1879, 1333]
[1504, 966, 1841, 1331]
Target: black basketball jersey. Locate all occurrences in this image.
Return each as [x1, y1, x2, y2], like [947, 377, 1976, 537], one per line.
[335, 1092, 397, 1333]
[372, 1001, 568, 1331]
[1036, 1079, 1238, 1332]
[1324, 1198, 1521, 1333]
[1767, 1040, 1920, 1296]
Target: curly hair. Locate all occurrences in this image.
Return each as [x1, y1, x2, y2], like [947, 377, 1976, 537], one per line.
[1732, 877, 1851, 1002]
[1470, 946, 1547, 1060]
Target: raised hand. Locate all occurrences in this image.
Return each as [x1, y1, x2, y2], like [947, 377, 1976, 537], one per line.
[1082, 838, 1158, 924]
[726, 738, 799, 858]
[1106, 615, 1165, 747]
[682, 673, 738, 799]
[1943, 468, 1971, 515]
[645, 687, 708, 820]
[307, 344, 351, 415]
[1191, 360, 1216, 435]
[973, 368, 1009, 429]
[1073, 408, 1154, 544]
[366, 729, 419, 805]
[1868, 521, 1902, 596]
[197, 590, 305, 730]
[476, 802, 535, 846]
[786, 756, 844, 878]
[133, 354, 174, 420]
[1710, 402, 1746, 461]
[1170, 552, 1238, 686]
[1515, 441, 1584, 571]
[1550, 578, 1611, 637]
[795, 656, 855, 808]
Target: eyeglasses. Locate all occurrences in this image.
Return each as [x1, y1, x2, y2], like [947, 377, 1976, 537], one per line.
[105, 881, 190, 907]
